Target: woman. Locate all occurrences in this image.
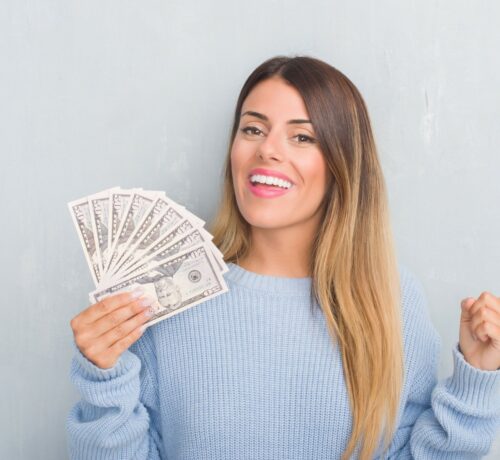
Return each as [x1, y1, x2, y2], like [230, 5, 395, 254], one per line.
[67, 55, 500, 459]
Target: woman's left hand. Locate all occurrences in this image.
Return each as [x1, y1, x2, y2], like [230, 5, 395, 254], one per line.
[460, 292, 500, 371]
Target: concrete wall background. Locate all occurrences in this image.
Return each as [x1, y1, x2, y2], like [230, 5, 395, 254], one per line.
[1, 1, 498, 458]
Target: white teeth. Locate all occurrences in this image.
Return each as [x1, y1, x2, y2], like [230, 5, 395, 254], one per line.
[249, 174, 292, 189]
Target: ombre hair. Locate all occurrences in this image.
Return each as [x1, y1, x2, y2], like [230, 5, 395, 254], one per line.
[208, 55, 403, 460]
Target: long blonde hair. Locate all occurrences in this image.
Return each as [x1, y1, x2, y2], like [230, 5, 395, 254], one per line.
[208, 55, 403, 460]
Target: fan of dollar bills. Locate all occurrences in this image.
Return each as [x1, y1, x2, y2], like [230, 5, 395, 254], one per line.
[68, 187, 229, 328]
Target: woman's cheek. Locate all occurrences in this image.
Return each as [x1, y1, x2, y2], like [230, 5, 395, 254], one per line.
[296, 154, 328, 200]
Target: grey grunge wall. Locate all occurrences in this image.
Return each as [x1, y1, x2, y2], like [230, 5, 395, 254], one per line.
[1, 1, 499, 458]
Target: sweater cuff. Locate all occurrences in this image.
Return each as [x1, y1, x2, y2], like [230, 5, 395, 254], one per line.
[71, 344, 139, 382]
[445, 342, 500, 410]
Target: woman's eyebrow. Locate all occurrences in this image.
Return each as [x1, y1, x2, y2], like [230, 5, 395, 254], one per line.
[241, 110, 311, 125]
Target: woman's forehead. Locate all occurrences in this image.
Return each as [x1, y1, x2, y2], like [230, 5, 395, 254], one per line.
[242, 78, 309, 121]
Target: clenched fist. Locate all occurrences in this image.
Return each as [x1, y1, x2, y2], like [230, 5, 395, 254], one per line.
[459, 291, 500, 371]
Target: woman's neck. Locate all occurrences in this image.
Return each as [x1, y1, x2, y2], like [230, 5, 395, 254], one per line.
[238, 225, 316, 278]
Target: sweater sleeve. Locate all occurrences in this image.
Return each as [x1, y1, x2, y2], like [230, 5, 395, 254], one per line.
[66, 327, 163, 459]
[385, 269, 500, 459]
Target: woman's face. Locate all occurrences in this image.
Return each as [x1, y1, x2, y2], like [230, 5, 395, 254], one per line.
[231, 76, 330, 232]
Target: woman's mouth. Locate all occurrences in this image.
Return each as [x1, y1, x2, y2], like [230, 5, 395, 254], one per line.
[247, 177, 294, 198]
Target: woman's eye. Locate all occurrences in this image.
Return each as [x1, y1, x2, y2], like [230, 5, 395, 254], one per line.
[294, 134, 316, 144]
[240, 127, 316, 144]
[241, 126, 262, 136]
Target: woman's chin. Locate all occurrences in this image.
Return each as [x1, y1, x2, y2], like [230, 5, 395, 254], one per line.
[240, 211, 294, 230]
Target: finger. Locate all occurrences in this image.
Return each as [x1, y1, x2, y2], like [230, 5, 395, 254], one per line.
[107, 324, 147, 361]
[87, 307, 152, 355]
[472, 306, 500, 342]
[461, 297, 475, 309]
[87, 324, 146, 370]
[481, 292, 500, 315]
[470, 303, 500, 333]
[474, 320, 500, 343]
[469, 292, 500, 317]
[460, 297, 476, 320]
[79, 288, 145, 324]
[81, 296, 154, 340]
[460, 298, 479, 344]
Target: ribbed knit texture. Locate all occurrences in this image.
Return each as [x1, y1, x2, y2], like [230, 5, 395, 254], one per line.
[66, 263, 500, 459]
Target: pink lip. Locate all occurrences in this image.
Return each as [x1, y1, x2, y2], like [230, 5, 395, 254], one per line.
[247, 168, 294, 199]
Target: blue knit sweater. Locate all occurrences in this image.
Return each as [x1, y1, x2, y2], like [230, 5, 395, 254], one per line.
[66, 263, 500, 459]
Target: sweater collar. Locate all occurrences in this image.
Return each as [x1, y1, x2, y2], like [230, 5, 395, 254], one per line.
[224, 262, 313, 295]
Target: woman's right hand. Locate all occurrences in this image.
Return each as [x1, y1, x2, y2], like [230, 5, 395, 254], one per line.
[70, 288, 154, 369]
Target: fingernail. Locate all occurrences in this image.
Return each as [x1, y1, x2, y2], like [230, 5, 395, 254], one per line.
[140, 324, 148, 333]
[144, 307, 155, 318]
[138, 296, 153, 307]
[131, 287, 145, 299]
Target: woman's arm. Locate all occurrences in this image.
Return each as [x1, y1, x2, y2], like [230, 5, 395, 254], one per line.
[66, 327, 163, 459]
[385, 269, 500, 459]
[391, 342, 500, 458]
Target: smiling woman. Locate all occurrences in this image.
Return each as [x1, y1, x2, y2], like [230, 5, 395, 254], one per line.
[229, 76, 330, 247]
[211, 57, 404, 458]
[66, 55, 500, 460]
[210, 55, 500, 459]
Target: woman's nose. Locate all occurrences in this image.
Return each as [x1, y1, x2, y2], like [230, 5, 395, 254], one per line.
[256, 130, 284, 162]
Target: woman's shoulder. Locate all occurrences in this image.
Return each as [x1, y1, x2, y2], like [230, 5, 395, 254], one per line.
[398, 263, 429, 315]
[397, 263, 441, 348]
[397, 264, 442, 398]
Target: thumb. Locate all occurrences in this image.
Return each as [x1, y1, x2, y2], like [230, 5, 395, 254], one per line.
[460, 297, 477, 346]
[460, 297, 476, 321]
